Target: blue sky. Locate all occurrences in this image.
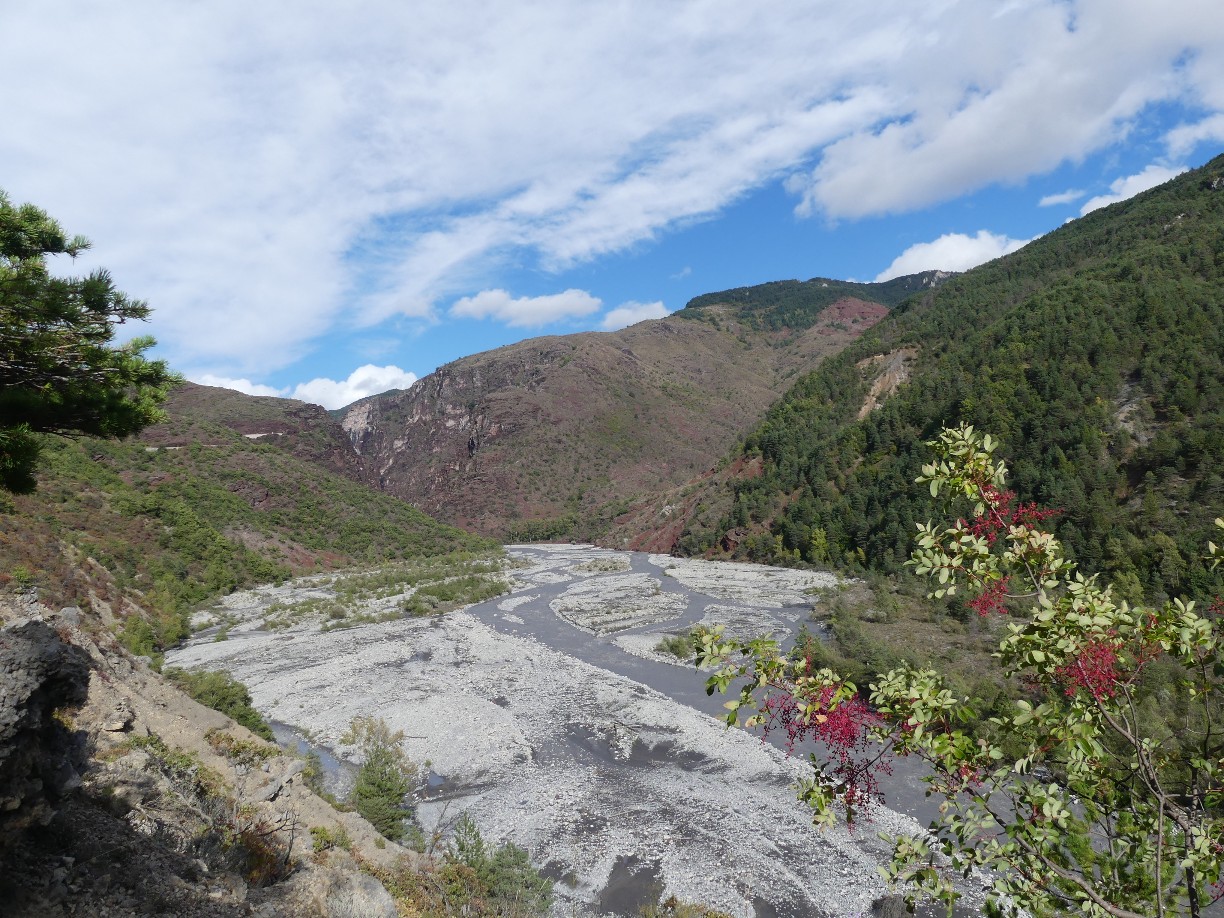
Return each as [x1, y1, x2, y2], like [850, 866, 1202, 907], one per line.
[3, 1, 1223, 408]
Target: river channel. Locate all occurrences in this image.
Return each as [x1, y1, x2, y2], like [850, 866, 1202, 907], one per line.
[168, 544, 988, 917]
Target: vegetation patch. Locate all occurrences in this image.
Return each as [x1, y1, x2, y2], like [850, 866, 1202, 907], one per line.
[340, 716, 421, 844]
[205, 729, 278, 767]
[260, 551, 510, 629]
[653, 627, 708, 661]
[164, 667, 275, 740]
[310, 824, 353, 854]
[573, 556, 631, 574]
[365, 814, 553, 917]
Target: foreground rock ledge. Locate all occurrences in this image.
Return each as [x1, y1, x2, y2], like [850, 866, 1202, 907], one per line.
[1, 598, 412, 918]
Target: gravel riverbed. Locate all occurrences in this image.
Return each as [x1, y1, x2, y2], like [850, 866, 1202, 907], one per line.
[168, 545, 988, 917]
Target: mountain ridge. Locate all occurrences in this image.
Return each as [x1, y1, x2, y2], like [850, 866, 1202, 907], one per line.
[339, 294, 891, 537]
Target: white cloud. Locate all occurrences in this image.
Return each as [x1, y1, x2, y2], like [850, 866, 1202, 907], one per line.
[1166, 114, 1224, 157]
[2, 1, 1223, 375]
[450, 288, 602, 327]
[1080, 163, 1187, 215]
[788, 1, 1224, 218]
[875, 231, 1031, 282]
[189, 365, 418, 409]
[1039, 189, 1085, 207]
[290, 365, 418, 410]
[600, 300, 670, 331]
[192, 374, 286, 398]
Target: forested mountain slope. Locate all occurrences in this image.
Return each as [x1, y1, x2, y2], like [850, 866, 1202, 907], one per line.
[680, 271, 948, 328]
[676, 153, 1224, 603]
[0, 384, 492, 652]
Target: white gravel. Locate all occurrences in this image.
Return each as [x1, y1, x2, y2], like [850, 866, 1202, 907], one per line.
[168, 547, 987, 917]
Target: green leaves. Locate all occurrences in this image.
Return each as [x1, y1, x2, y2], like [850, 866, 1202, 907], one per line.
[720, 423, 1224, 917]
[341, 716, 419, 843]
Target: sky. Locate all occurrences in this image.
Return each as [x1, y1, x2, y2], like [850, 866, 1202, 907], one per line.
[3, 1, 1223, 409]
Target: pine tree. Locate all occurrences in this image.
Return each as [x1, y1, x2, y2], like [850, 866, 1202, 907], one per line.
[0, 190, 175, 492]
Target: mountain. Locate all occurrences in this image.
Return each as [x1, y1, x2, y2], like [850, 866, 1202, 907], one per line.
[153, 382, 367, 482]
[339, 275, 947, 539]
[0, 383, 493, 652]
[669, 153, 1224, 603]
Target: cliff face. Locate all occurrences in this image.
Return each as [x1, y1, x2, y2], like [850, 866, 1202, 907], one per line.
[0, 616, 90, 849]
[341, 299, 887, 538]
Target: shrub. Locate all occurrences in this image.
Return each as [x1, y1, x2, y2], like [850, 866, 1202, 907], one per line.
[341, 716, 419, 842]
[449, 814, 553, 916]
[165, 668, 274, 740]
[701, 425, 1224, 916]
[654, 632, 695, 659]
[310, 824, 353, 853]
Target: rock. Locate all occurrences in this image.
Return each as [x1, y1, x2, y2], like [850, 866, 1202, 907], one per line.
[286, 866, 399, 918]
[0, 620, 91, 850]
[251, 775, 284, 802]
[872, 893, 911, 917]
[58, 608, 82, 627]
[100, 701, 134, 732]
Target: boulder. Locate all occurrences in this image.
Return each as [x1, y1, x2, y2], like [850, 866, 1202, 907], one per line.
[0, 620, 91, 849]
[284, 865, 399, 918]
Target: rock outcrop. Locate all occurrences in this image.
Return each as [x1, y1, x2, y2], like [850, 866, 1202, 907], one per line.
[0, 618, 91, 847]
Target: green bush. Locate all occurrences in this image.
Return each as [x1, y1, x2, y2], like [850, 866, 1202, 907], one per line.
[342, 716, 419, 842]
[450, 814, 553, 916]
[164, 668, 274, 740]
[654, 633, 694, 659]
[310, 824, 353, 853]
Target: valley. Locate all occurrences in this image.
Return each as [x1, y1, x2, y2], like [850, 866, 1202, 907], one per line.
[4, 152, 1224, 918]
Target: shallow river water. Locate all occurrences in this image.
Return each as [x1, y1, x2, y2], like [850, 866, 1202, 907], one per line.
[168, 544, 987, 917]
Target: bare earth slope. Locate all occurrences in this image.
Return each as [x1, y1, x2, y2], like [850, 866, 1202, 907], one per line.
[342, 298, 887, 539]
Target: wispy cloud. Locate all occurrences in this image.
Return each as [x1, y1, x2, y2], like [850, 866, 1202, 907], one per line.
[1039, 188, 1085, 207]
[193, 375, 286, 399]
[3, 2, 1223, 378]
[191, 364, 419, 410]
[1166, 113, 1224, 157]
[450, 289, 602, 327]
[291, 365, 418, 409]
[601, 301, 669, 331]
[1080, 163, 1187, 215]
[875, 231, 1030, 282]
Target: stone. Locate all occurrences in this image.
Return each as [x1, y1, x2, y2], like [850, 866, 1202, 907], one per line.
[251, 776, 284, 803]
[0, 620, 90, 850]
[286, 866, 399, 918]
[100, 701, 134, 732]
[58, 608, 82, 626]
